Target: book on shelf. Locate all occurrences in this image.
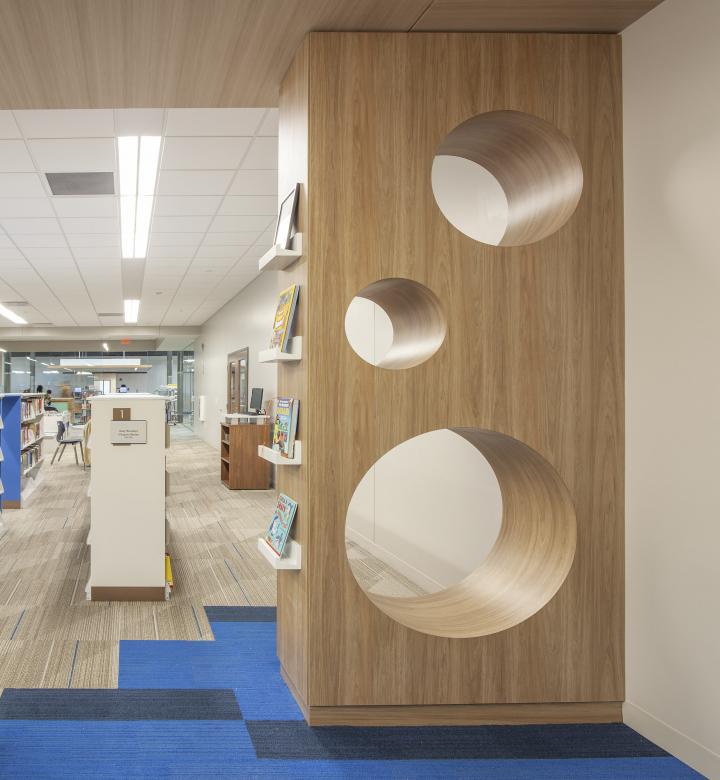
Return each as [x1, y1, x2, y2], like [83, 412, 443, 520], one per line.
[21, 397, 43, 421]
[270, 284, 299, 352]
[264, 493, 298, 557]
[271, 398, 299, 458]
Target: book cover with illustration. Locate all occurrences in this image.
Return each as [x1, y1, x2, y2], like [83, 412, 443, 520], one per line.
[271, 397, 299, 458]
[264, 493, 298, 557]
[270, 284, 299, 351]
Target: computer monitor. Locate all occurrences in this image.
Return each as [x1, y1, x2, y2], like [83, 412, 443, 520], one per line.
[249, 387, 263, 413]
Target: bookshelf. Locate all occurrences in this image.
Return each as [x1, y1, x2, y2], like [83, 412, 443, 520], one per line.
[257, 537, 301, 570]
[258, 441, 302, 466]
[86, 394, 170, 601]
[258, 233, 303, 272]
[0, 393, 44, 509]
[220, 421, 271, 490]
[258, 337, 302, 364]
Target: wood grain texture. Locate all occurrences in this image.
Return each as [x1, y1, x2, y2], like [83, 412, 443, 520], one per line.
[0, 0, 429, 108]
[368, 428, 577, 637]
[275, 38, 311, 708]
[356, 278, 447, 369]
[221, 423, 271, 490]
[436, 110, 583, 246]
[276, 32, 624, 717]
[413, 0, 664, 32]
[308, 701, 623, 726]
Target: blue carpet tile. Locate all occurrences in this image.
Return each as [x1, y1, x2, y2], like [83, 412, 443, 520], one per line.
[0, 607, 705, 779]
[245, 721, 669, 760]
[0, 688, 241, 720]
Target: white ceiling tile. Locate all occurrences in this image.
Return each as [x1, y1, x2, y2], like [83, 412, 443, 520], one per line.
[157, 170, 234, 196]
[209, 215, 273, 232]
[0, 173, 46, 196]
[164, 108, 265, 136]
[240, 137, 277, 170]
[71, 246, 121, 259]
[61, 217, 119, 234]
[147, 246, 196, 259]
[256, 109, 279, 137]
[161, 137, 251, 170]
[29, 139, 116, 173]
[66, 234, 120, 247]
[52, 197, 118, 218]
[0, 112, 21, 139]
[228, 170, 277, 196]
[1, 217, 60, 234]
[200, 232, 258, 246]
[22, 247, 73, 260]
[0, 247, 23, 259]
[154, 195, 222, 216]
[151, 215, 212, 233]
[14, 109, 115, 138]
[149, 233, 203, 247]
[13, 234, 67, 248]
[194, 246, 243, 259]
[0, 141, 35, 172]
[114, 108, 165, 136]
[218, 195, 277, 216]
[0, 197, 54, 218]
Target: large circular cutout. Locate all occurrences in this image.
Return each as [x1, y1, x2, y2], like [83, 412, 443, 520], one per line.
[344, 278, 446, 369]
[345, 428, 577, 638]
[432, 110, 583, 246]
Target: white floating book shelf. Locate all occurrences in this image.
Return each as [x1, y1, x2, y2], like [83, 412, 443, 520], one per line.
[258, 337, 302, 364]
[257, 537, 301, 570]
[258, 233, 303, 272]
[258, 441, 302, 466]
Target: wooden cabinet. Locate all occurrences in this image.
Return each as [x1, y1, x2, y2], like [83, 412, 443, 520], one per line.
[220, 422, 271, 490]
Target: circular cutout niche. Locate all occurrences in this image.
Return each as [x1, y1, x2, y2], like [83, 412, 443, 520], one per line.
[345, 428, 577, 638]
[344, 278, 446, 369]
[432, 110, 583, 247]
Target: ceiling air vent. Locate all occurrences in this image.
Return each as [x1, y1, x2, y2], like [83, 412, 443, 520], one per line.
[98, 312, 123, 317]
[2, 300, 28, 306]
[46, 172, 115, 196]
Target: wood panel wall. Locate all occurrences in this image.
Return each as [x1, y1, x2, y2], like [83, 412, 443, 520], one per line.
[278, 32, 624, 724]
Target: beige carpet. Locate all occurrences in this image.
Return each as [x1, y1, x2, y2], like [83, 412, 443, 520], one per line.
[0, 425, 277, 689]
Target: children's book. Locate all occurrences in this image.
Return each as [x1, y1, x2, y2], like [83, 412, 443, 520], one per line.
[271, 397, 299, 458]
[270, 284, 299, 351]
[264, 493, 298, 556]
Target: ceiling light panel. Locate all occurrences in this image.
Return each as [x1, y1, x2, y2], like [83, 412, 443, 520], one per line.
[124, 298, 140, 323]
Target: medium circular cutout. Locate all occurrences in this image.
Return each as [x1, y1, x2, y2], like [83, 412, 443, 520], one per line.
[345, 428, 577, 638]
[432, 110, 583, 246]
[344, 278, 446, 369]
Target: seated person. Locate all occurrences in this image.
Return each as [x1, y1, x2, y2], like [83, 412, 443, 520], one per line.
[44, 389, 59, 412]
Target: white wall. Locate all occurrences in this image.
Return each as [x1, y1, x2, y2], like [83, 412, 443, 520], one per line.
[344, 298, 502, 593]
[193, 271, 281, 449]
[624, 2, 720, 776]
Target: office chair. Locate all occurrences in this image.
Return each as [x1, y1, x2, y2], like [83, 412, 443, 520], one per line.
[51, 420, 85, 469]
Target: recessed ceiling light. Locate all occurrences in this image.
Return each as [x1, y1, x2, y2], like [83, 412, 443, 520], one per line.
[124, 299, 140, 324]
[118, 135, 161, 260]
[0, 303, 27, 325]
[102, 342, 109, 352]
[27, 357, 36, 362]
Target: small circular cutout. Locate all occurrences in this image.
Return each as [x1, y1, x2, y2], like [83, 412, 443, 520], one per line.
[345, 428, 577, 638]
[432, 110, 583, 246]
[344, 278, 446, 369]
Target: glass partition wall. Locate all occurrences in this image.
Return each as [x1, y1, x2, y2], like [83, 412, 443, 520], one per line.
[1, 350, 194, 423]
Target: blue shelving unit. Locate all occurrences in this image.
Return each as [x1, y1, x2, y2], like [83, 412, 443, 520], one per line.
[0, 394, 22, 510]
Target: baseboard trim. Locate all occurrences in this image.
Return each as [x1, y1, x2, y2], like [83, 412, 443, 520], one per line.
[306, 701, 623, 727]
[623, 701, 719, 779]
[91, 586, 165, 601]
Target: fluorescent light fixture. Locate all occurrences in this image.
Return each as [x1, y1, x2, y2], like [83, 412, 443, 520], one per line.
[40, 362, 49, 366]
[102, 343, 109, 352]
[11, 370, 24, 374]
[124, 299, 140, 323]
[118, 136, 139, 259]
[118, 135, 160, 259]
[27, 357, 36, 362]
[0, 347, 7, 352]
[0, 303, 27, 325]
[45, 370, 60, 374]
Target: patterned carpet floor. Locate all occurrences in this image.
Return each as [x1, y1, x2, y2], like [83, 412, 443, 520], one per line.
[0, 607, 704, 779]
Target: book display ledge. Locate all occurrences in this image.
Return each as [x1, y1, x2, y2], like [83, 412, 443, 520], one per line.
[258, 441, 302, 466]
[258, 233, 303, 272]
[257, 537, 302, 570]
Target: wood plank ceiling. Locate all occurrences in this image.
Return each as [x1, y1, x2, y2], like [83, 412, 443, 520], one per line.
[0, 0, 665, 108]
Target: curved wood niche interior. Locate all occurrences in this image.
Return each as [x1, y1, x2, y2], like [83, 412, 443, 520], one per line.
[432, 109, 584, 247]
[345, 277, 446, 370]
[349, 427, 578, 639]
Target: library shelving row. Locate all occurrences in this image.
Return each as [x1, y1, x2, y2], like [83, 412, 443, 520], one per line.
[0, 393, 45, 510]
